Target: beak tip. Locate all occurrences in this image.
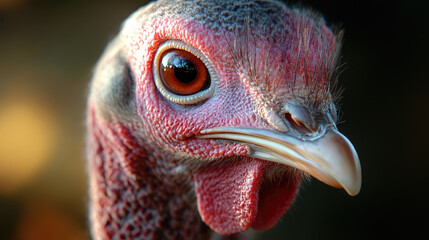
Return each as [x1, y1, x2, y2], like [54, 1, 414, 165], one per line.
[346, 186, 361, 196]
[344, 181, 361, 196]
[330, 130, 362, 197]
[343, 173, 362, 196]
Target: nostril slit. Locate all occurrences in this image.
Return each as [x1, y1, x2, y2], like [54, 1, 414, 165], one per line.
[284, 112, 312, 134]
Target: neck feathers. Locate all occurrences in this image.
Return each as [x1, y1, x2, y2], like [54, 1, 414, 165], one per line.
[87, 108, 211, 239]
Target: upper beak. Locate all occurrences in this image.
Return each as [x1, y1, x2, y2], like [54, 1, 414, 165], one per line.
[198, 127, 362, 196]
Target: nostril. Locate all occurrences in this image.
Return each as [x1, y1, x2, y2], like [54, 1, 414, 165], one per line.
[284, 112, 313, 134]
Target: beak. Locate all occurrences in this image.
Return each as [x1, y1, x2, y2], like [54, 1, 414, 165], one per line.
[198, 127, 361, 196]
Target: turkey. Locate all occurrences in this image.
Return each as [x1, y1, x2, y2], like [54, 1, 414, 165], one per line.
[86, 0, 361, 239]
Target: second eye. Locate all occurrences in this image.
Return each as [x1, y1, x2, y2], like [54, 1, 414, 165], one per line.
[159, 49, 210, 96]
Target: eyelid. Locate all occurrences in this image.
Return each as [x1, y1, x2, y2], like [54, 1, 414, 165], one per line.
[153, 40, 217, 105]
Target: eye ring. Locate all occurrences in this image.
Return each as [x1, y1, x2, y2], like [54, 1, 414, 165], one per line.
[153, 40, 217, 104]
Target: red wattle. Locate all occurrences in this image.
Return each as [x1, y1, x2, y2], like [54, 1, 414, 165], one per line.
[193, 158, 264, 235]
[251, 170, 301, 229]
[193, 158, 301, 235]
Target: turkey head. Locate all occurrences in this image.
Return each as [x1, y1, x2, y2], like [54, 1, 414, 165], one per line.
[87, 0, 361, 239]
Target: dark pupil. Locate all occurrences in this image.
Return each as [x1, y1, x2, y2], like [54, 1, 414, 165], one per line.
[169, 56, 197, 83]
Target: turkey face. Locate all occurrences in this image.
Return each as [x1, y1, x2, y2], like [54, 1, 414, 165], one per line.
[121, 0, 361, 236]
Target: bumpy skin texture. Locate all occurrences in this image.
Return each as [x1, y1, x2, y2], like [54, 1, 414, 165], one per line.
[87, 0, 341, 239]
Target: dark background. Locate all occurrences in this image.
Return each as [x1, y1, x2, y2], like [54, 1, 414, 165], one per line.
[0, 0, 427, 239]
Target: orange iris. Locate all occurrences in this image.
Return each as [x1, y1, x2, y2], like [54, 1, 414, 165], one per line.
[159, 49, 209, 95]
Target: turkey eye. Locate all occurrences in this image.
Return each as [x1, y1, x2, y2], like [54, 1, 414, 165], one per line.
[160, 49, 210, 95]
[153, 40, 216, 105]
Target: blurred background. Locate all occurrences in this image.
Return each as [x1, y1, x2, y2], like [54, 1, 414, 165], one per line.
[0, 0, 427, 239]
